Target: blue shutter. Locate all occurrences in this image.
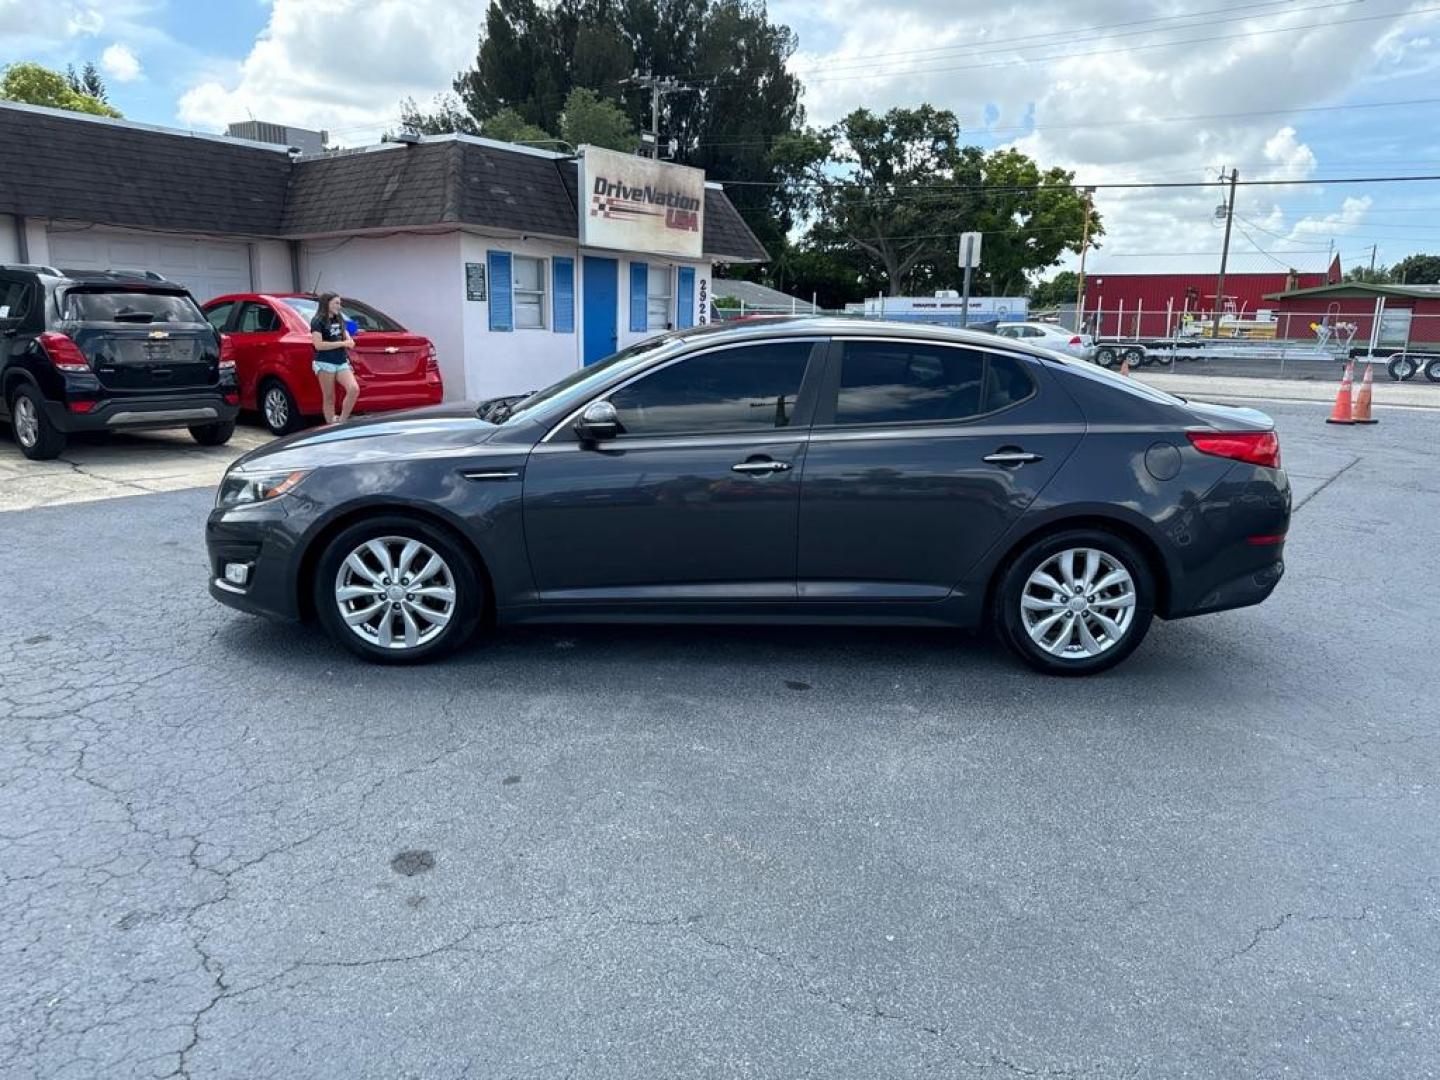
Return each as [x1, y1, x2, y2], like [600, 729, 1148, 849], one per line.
[552, 257, 575, 333]
[488, 250, 512, 332]
[629, 261, 648, 332]
[676, 267, 696, 329]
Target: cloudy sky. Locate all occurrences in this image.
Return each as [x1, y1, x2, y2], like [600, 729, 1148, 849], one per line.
[3, 0, 1439, 275]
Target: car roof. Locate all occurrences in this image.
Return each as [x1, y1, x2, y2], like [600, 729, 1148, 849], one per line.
[689, 316, 1048, 350]
[0, 264, 186, 289]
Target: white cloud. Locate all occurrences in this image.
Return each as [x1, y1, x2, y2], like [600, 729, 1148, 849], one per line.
[771, 0, 1440, 272]
[100, 42, 141, 82]
[176, 0, 479, 144]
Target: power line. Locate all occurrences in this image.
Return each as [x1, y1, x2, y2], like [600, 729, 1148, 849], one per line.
[719, 172, 1440, 194]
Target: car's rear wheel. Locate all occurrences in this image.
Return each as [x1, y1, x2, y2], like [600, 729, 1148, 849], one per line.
[10, 384, 66, 460]
[994, 528, 1155, 676]
[260, 379, 301, 435]
[189, 420, 235, 446]
[313, 516, 483, 664]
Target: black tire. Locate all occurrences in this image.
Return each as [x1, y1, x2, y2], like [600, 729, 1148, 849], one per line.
[259, 378, 302, 435]
[1388, 355, 1416, 382]
[1095, 346, 1118, 368]
[1425, 358, 1440, 384]
[313, 515, 483, 664]
[189, 420, 236, 446]
[992, 527, 1156, 676]
[1123, 347, 1147, 367]
[9, 383, 67, 460]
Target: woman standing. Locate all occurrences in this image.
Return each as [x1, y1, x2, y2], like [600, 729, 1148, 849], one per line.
[310, 292, 359, 424]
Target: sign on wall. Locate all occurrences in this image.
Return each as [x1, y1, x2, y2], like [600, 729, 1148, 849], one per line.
[465, 262, 487, 301]
[579, 145, 705, 260]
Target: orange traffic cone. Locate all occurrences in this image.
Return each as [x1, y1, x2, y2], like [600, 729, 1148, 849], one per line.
[1326, 361, 1355, 425]
[1119, 354, 1131, 377]
[1352, 361, 1378, 424]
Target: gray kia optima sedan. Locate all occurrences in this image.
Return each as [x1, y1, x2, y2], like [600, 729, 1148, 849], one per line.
[207, 318, 1290, 675]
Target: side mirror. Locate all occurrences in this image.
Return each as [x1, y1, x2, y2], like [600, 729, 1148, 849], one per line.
[574, 399, 619, 442]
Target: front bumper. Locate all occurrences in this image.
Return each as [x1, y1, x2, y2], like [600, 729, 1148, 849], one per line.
[49, 392, 239, 434]
[206, 503, 307, 622]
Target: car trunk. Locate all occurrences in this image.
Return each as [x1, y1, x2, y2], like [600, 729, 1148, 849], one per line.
[74, 325, 220, 392]
[348, 332, 429, 380]
[63, 289, 219, 393]
[1182, 399, 1274, 432]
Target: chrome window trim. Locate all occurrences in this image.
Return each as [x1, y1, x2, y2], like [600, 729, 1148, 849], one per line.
[539, 336, 828, 444]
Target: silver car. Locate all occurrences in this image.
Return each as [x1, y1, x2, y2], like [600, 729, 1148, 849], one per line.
[994, 321, 1095, 361]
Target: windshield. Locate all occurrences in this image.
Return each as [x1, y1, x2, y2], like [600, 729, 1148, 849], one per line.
[64, 290, 205, 324]
[499, 334, 684, 425]
[281, 296, 403, 332]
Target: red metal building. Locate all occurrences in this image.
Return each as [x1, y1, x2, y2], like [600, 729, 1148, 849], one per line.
[1263, 282, 1440, 351]
[1083, 255, 1340, 338]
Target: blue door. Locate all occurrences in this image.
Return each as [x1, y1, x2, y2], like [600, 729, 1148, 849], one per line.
[582, 256, 619, 365]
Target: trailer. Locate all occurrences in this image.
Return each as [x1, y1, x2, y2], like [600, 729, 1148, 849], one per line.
[1088, 336, 1345, 368]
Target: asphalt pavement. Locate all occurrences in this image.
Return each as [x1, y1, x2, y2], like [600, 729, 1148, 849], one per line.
[1, 402, 1436, 1079]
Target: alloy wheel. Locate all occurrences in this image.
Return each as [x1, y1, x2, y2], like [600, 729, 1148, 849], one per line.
[1020, 547, 1137, 659]
[13, 395, 39, 448]
[333, 536, 457, 651]
[264, 387, 290, 431]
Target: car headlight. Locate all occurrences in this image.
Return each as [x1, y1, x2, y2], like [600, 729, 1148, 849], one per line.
[217, 469, 310, 508]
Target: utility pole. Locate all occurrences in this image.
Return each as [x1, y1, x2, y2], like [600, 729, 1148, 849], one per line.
[624, 73, 685, 159]
[1369, 243, 1378, 279]
[1211, 167, 1238, 341]
[1073, 186, 1096, 335]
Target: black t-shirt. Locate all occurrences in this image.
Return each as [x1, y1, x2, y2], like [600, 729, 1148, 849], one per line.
[310, 313, 346, 359]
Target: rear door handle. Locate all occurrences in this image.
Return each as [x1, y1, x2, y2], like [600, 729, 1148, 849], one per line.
[983, 450, 1043, 466]
[732, 459, 791, 475]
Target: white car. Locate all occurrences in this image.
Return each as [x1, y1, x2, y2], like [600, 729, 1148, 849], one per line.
[994, 321, 1095, 361]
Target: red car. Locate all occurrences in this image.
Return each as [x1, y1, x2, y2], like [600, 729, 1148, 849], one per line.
[201, 293, 443, 434]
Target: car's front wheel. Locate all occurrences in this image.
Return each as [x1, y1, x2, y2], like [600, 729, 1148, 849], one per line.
[994, 528, 1155, 676]
[313, 516, 483, 664]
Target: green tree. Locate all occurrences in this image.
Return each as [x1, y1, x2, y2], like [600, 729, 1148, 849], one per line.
[398, 92, 481, 135]
[1031, 270, 1079, 309]
[405, 0, 803, 251]
[1343, 263, 1392, 284]
[1392, 253, 1440, 285]
[482, 107, 555, 146]
[1, 61, 120, 117]
[560, 87, 635, 152]
[66, 61, 108, 103]
[775, 106, 1098, 296]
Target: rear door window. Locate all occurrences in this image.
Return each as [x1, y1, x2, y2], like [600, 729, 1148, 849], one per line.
[0, 280, 31, 321]
[64, 290, 205, 324]
[833, 342, 986, 425]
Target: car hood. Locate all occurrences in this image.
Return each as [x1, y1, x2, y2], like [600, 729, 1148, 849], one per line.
[232, 403, 502, 472]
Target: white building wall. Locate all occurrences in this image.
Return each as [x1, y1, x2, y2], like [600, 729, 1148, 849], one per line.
[300, 232, 467, 399]
[250, 240, 293, 292]
[459, 233, 583, 400]
[0, 215, 18, 262]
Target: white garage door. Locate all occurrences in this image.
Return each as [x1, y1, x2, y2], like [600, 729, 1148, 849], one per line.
[45, 227, 252, 304]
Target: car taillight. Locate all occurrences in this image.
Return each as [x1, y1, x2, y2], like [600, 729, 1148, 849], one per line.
[1186, 430, 1281, 469]
[424, 343, 440, 381]
[38, 332, 91, 373]
[1068, 335, 1082, 345]
[218, 334, 236, 372]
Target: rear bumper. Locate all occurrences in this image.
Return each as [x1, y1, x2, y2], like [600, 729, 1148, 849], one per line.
[356, 381, 444, 413]
[47, 393, 239, 434]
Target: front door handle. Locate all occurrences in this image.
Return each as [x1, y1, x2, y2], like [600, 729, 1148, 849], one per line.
[732, 459, 791, 475]
[983, 449, 1044, 466]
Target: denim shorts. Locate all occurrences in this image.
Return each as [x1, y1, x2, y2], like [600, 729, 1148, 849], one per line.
[312, 359, 352, 375]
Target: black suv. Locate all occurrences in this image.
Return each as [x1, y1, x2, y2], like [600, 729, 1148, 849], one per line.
[0, 265, 239, 460]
